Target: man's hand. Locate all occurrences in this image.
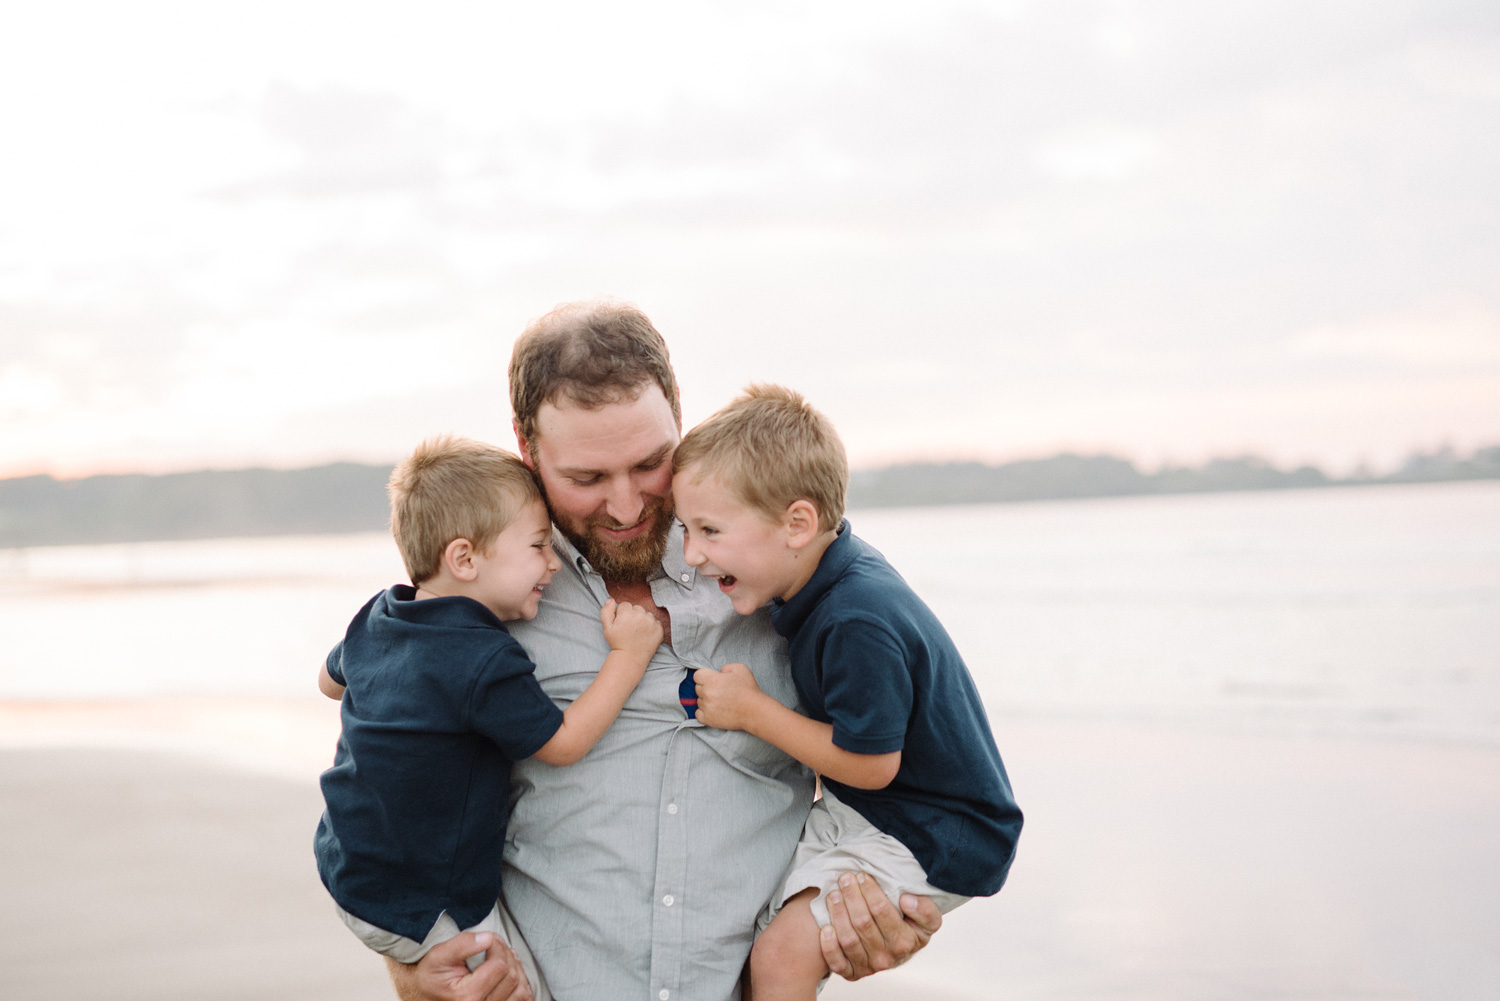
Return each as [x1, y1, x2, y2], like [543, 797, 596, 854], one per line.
[385, 932, 532, 1001]
[693, 662, 764, 731]
[818, 873, 943, 981]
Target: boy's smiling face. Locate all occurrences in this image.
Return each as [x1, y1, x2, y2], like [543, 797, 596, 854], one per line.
[471, 497, 562, 621]
[673, 466, 803, 615]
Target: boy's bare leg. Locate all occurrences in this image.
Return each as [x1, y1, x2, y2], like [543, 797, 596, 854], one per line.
[749, 888, 829, 1001]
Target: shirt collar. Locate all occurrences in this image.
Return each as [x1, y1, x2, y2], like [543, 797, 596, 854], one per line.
[379, 583, 505, 628]
[548, 520, 697, 589]
[769, 518, 853, 637]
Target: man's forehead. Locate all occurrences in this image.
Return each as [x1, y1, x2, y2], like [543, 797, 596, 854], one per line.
[532, 385, 679, 467]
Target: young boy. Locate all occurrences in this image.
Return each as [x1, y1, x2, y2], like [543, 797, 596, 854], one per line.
[314, 436, 662, 999]
[672, 386, 1023, 1000]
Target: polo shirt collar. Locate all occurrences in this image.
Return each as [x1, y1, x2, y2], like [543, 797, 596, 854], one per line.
[769, 518, 853, 637]
[379, 583, 504, 628]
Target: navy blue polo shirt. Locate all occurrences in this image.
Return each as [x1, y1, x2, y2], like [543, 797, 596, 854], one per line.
[769, 522, 1023, 897]
[314, 586, 565, 941]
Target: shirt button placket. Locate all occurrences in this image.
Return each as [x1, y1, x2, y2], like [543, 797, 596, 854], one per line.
[651, 728, 691, 1001]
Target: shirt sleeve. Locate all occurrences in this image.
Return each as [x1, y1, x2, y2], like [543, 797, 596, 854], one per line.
[819, 620, 913, 754]
[325, 640, 346, 686]
[468, 642, 566, 761]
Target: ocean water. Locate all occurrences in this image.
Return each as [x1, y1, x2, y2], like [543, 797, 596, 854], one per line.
[3, 479, 1497, 748]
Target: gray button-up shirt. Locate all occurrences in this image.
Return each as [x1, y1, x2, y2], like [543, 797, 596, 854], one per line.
[504, 523, 815, 1001]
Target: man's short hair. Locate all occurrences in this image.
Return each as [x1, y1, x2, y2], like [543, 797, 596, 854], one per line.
[673, 384, 847, 533]
[388, 435, 543, 585]
[509, 300, 681, 443]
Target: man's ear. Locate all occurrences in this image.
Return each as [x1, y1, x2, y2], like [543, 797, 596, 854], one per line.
[443, 537, 479, 581]
[513, 422, 535, 470]
[784, 499, 821, 549]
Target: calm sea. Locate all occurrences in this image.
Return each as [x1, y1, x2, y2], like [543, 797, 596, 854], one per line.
[4, 480, 1497, 748]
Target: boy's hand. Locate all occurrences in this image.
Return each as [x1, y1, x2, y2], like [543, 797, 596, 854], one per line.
[693, 662, 763, 731]
[386, 931, 533, 1001]
[600, 598, 664, 661]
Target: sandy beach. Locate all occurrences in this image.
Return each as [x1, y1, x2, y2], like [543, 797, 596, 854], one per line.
[3, 698, 1498, 1001]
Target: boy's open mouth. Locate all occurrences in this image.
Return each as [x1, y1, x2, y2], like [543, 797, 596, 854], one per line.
[717, 574, 738, 590]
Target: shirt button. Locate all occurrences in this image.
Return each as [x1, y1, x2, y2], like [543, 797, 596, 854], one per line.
[666, 803, 678, 815]
[662, 894, 675, 907]
[659, 991, 670, 1000]
[680, 572, 691, 582]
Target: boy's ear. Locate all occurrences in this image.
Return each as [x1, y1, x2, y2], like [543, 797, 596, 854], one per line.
[783, 499, 821, 549]
[443, 537, 480, 581]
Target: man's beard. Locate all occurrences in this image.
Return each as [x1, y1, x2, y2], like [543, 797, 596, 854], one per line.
[552, 493, 674, 585]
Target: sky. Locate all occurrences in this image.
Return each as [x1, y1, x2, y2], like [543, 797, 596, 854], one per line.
[2, 0, 1498, 480]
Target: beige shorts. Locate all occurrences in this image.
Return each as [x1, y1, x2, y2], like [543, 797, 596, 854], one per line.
[758, 786, 970, 933]
[334, 899, 549, 1001]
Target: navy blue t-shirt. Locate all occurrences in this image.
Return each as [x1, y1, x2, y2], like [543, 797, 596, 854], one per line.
[314, 585, 565, 941]
[768, 523, 1023, 897]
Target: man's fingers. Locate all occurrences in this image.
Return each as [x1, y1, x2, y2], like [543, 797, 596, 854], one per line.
[858, 875, 913, 949]
[843, 874, 901, 971]
[426, 931, 494, 973]
[819, 923, 854, 980]
[899, 893, 944, 942]
[822, 878, 875, 980]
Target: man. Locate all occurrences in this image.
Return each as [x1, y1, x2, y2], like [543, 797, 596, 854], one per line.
[389, 302, 942, 1001]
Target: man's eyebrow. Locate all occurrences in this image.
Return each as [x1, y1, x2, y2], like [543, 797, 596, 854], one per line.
[554, 444, 673, 478]
[634, 445, 673, 468]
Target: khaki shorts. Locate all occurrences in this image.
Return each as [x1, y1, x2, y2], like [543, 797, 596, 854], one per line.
[759, 786, 970, 933]
[334, 899, 550, 1001]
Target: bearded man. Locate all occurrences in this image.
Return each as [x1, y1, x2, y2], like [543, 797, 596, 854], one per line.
[388, 302, 941, 1001]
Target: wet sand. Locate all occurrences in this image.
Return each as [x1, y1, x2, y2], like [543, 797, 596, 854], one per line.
[3, 700, 1498, 1001]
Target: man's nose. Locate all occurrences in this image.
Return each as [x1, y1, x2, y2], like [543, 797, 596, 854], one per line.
[603, 476, 646, 527]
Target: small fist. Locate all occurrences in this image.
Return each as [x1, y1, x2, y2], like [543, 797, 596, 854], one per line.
[601, 598, 664, 658]
[693, 661, 763, 731]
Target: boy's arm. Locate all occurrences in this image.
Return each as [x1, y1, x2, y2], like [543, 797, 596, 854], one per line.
[318, 664, 345, 700]
[531, 599, 663, 766]
[693, 664, 901, 789]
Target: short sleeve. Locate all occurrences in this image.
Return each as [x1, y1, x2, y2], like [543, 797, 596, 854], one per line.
[468, 642, 566, 761]
[819, 621, 913, 754]
[325, 641, 346, 686]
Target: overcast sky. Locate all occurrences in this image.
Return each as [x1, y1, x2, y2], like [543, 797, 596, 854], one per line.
[2, 0, 1498, 479]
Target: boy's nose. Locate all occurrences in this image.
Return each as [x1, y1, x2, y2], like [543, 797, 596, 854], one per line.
[682, 537, 704, 566]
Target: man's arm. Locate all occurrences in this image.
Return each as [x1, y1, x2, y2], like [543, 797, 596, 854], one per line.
[386, 932, 531, 1001]
[819, 873, 944, 980]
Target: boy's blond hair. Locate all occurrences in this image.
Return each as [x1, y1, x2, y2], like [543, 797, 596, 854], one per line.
[388, 436, 543, 585]
[673, 384, 847, 533]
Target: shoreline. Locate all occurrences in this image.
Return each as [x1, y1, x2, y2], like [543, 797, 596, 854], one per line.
[6, 699, 1499, 1000]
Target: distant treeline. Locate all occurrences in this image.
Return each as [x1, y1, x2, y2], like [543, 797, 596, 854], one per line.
[2, 445, 1496, 548]
[849, 445, 1500, 509]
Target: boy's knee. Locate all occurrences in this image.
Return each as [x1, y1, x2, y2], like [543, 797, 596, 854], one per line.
[750, 903, 823, 986]
[750, 927, 795, 985]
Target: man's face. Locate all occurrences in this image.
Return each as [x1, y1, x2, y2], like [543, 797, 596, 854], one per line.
[520, 384, 680, 584]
